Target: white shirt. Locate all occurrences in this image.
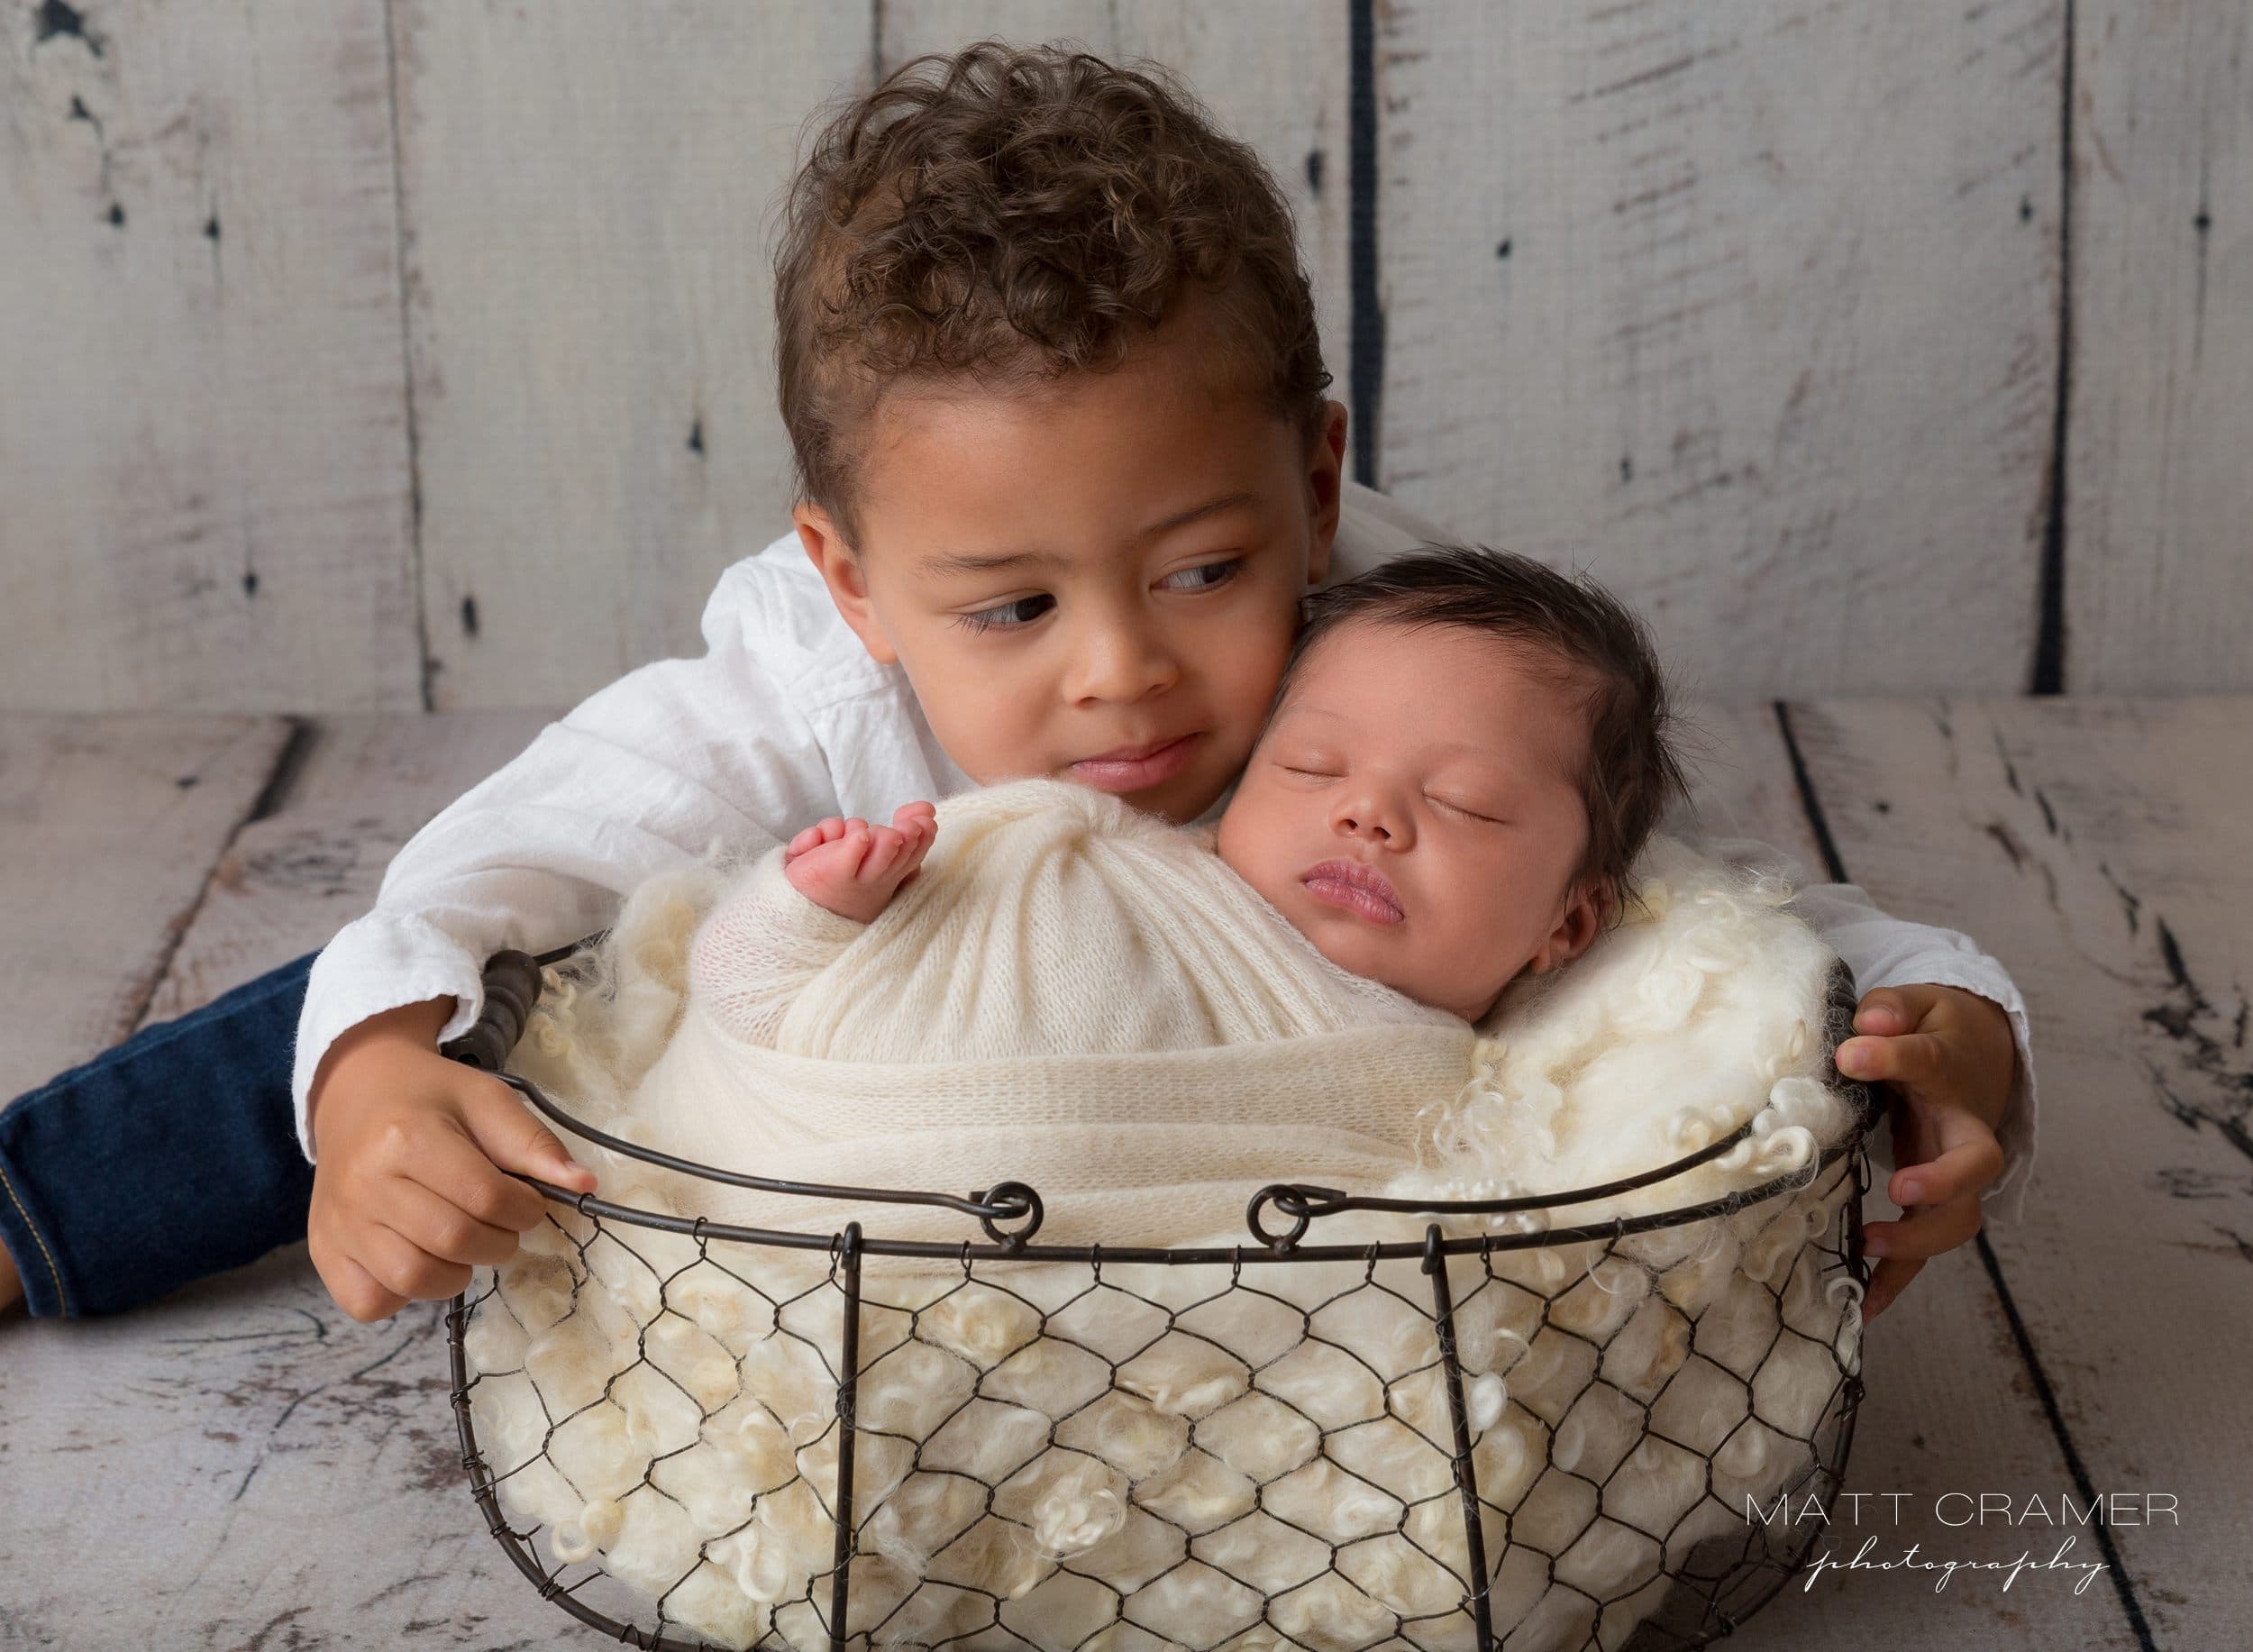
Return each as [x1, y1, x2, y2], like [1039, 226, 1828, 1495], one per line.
[293, 484, 2037, 1222]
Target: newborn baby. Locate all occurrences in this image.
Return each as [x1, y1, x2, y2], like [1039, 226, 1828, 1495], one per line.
[751, 542, 1686, 1030]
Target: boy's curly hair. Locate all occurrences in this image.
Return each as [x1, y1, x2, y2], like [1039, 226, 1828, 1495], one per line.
[1274, 546, 1697, 912]
[775, 41, 1331, 537]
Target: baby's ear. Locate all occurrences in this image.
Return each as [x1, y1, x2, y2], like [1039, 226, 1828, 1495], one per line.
[796, 502, 899, 666]
[1535, 875, 1612, 973]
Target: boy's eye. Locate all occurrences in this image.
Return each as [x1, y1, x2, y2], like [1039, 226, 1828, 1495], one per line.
[953, 593, 1056, 634]
[1429, 795, 1503, 823]
[1158, 557, 1244, 593]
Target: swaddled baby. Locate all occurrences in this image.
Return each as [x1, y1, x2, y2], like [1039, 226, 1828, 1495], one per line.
[748, 544, 1678, 1037]
[623, 546, 1697, 1245]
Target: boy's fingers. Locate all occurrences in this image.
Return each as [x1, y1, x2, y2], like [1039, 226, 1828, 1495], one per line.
[1862, 1194, 1984, 1262]
[310, 1231, 406, 1323]
[361, 1218, 473, 1302]
[384, 1177, 521, 1266]
[1854, 984, 1938, 1038]
[1861, 1256, 1924, 1322]
[1890, 1127, 2004, 1209]
[458, 1082, 596, 1195]
[1837, 1030, 1946, 1086]
[414, 1131, 550, 1229]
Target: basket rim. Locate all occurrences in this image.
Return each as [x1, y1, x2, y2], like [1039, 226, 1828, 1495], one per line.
[495, 1063, 1883, 1267]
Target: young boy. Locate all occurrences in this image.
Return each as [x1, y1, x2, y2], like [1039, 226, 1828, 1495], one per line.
[0, 43, 2026, 1329]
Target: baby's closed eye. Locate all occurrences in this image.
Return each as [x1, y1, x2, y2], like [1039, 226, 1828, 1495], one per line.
[1427, 794, 1507, 824]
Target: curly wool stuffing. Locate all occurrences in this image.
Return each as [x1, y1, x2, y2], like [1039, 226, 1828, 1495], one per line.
[467, 817, 1868, 1651]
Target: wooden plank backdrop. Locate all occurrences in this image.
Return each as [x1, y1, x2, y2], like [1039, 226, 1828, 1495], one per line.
[3, 1, 2244, 713]
[2067, 2, 2253, 692]
[0, 0, 421, 714]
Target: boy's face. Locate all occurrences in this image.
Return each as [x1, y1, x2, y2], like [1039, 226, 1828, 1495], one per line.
[1215, 621, 1609, 1024]
[797, 302, 1345, 825]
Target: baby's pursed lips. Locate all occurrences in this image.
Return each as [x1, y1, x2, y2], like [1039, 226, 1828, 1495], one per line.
[1301, 857, 1403, 916]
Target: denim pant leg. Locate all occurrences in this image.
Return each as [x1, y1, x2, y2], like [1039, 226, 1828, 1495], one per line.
[0, 951, 315, 1318]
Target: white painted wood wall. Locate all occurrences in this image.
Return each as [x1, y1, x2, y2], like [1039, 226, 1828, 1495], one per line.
[3, 0, 2245, 713]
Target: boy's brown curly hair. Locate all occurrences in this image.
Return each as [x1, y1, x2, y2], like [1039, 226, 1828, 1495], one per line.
[775, 41, 1332, 539]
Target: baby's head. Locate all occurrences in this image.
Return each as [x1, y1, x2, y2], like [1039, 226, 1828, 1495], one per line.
[1217, 547, 1692, 1024]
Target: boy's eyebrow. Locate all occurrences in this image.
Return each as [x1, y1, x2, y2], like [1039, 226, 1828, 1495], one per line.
[1137, 489, 1262, 540]
[919, 547, 1063, 578]
[917, 491, 1264, 579]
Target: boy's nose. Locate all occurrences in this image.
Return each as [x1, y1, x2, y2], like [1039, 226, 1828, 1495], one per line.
[1067, 622, 1181, 704]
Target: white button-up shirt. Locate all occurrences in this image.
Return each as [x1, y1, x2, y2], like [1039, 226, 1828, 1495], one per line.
[294, 484, 2036, 1221]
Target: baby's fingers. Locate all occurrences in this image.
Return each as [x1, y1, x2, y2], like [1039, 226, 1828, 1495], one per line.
[789, 817, 853, 854]
[858, 825, 908, 877]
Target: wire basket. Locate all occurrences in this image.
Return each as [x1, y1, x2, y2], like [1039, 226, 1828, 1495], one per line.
[443, 946, 1883, 1652]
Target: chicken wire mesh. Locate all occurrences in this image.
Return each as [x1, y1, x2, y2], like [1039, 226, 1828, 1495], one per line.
[442, 950, 1882, 1652]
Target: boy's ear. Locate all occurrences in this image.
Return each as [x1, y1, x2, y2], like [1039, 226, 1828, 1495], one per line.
[1530, 875, 1612, 975]
[796, 502, 900, 666]
[1304, 400, 1349, 587]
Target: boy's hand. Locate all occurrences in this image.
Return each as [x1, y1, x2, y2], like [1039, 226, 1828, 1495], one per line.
[1835, 984, 2016, 1323]
[784, 801, 937, 923]
[306, 998, 597, 1323]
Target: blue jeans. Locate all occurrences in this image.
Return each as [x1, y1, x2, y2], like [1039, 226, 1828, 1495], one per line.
[0, 953, 316, 1318]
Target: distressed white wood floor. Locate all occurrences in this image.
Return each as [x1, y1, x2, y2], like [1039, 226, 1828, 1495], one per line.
[0, 705, 2239, 1651]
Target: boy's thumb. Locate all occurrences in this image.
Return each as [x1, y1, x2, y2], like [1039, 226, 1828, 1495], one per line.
[464, 1082, 597, 1192]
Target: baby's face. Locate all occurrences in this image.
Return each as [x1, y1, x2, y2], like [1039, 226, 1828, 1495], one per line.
[1215, 621, 1607, 1023]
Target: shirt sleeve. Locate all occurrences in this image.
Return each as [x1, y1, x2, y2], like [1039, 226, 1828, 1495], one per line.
[291, 568, 843, 1160]
[690, 849, 871, 1048]
[1663, 803, 2038, 1227]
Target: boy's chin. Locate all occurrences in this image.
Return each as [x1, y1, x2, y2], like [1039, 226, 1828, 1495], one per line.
[1080, 767, 1227, 826]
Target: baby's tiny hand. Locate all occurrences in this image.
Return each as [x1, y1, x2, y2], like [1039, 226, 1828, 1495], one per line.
[783, 801, 938, 923]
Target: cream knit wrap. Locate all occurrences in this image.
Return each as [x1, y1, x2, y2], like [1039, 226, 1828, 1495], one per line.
[613, 777, 1475, 1245]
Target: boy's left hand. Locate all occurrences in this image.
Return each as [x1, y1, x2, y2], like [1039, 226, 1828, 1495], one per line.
[1834, 984, 2017, 1324]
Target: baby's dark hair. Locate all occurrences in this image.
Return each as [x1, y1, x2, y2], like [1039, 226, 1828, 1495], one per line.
[1274, 545, 1694, 908]
[774, 41, 1330, 540]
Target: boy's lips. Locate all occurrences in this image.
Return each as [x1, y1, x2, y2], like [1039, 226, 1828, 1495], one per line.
[1072, 733, 1199, 793]
[1302, 859, 1404, 924]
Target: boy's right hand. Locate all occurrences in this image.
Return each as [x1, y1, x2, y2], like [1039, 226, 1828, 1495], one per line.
[306, 998, 597, 1322]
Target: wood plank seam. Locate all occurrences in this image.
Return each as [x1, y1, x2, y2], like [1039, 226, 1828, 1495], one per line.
[121, 717, 316, 1041]
[1773, 699, 2159, 1651]
[378, 1, 436, 715]
[2033, 0, 2076, 694]
[1347, 0, 1382, 488]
